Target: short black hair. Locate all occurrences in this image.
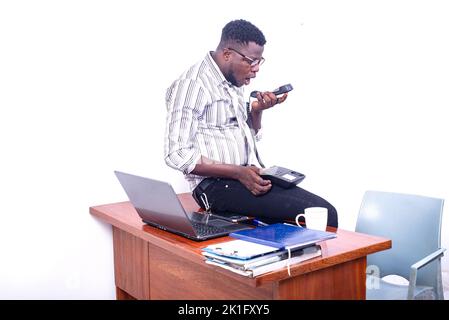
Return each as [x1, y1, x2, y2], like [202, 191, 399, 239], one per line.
[220, 19, 266, 47]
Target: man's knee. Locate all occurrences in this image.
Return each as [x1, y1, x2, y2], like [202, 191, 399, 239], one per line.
[326, 204, 338, 228]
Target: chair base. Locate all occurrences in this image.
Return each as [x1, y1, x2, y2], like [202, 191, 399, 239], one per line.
[366, 276, 436, 300]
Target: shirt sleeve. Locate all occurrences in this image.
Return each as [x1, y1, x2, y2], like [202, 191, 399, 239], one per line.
[164, 79, 207, 174]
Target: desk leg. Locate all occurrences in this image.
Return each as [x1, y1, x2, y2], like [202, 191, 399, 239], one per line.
[116, 287, 136, 300]
[112, 227, 151, 300]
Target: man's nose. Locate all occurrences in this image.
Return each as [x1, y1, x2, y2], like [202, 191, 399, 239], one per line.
[251, 64, 260, 73]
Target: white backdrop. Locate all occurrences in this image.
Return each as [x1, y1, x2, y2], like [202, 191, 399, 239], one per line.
[1, 0, 448, 299]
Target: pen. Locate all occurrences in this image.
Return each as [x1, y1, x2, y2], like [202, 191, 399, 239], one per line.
[252, 219, 268, 227]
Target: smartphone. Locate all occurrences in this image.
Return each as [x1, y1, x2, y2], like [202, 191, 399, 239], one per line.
[250, 83, 293, 98]
[210, 212, 254, 223]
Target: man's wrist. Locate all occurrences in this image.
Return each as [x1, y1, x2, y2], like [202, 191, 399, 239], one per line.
[230, 165, 243, 180]
[251, 107, 263, 116]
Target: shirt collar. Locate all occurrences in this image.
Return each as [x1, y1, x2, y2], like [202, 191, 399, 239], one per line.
[205, 51, 232, 87]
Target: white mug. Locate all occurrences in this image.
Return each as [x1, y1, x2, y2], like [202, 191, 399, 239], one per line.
[295, 207, 328, 231]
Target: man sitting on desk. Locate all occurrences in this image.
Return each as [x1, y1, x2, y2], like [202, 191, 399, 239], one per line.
[164, 19, 338, 227]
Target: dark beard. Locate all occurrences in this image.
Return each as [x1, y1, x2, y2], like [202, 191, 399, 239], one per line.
[226, 71, 239, 87]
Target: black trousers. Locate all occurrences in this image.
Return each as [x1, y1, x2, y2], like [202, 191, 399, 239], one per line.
[192, 178, 338, 228]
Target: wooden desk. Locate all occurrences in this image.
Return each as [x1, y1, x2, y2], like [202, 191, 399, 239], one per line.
[90, 194, 391, 300]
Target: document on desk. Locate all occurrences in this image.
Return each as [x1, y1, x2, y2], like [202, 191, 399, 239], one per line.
[204, 245, 322, 277]
[250, 245, 321, 277]
[202, 239, 281, 260]
[202, 249, 285, 270]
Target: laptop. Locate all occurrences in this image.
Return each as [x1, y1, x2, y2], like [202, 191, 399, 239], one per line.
[114, 171, 253, 241]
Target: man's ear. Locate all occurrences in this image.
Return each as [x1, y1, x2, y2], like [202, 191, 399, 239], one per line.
[223, 48, 232, 61]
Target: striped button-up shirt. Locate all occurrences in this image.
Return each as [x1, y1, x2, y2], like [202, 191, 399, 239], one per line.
[164, 52, 259, 190]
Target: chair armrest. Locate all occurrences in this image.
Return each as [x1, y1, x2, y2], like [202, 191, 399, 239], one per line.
[411, 248, 446, 271]
[407, 248, 446, 299]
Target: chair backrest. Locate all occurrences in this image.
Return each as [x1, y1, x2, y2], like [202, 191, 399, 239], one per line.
[356, 190, 444, 290]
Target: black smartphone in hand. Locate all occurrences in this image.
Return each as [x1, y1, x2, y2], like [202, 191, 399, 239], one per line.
[250, 83, 293, 98]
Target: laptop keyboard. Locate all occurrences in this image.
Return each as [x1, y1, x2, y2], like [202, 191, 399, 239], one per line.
[191, 221, 228, 236]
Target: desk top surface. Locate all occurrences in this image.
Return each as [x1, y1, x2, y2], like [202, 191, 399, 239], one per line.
[90, 193, 391, 286]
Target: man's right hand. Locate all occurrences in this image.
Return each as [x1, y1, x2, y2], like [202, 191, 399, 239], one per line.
[192, 158, 272, 196]
[236, 166, 272, 196]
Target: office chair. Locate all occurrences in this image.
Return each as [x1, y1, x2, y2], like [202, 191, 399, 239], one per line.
[356, 190, 445, 299]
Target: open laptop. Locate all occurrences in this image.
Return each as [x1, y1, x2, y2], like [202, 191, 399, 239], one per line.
[114, 171, 252, 241]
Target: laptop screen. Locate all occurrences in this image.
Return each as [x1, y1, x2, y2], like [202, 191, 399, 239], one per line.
[114, 171, 198, 236]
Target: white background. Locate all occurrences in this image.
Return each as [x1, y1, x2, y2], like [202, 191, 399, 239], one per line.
[1, 0, 448, 299]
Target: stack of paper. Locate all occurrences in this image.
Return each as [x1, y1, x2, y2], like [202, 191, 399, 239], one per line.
[201, 239, 321, 277]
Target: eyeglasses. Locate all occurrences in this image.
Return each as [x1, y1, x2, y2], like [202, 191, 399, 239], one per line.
[227, 47, 265, 67]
